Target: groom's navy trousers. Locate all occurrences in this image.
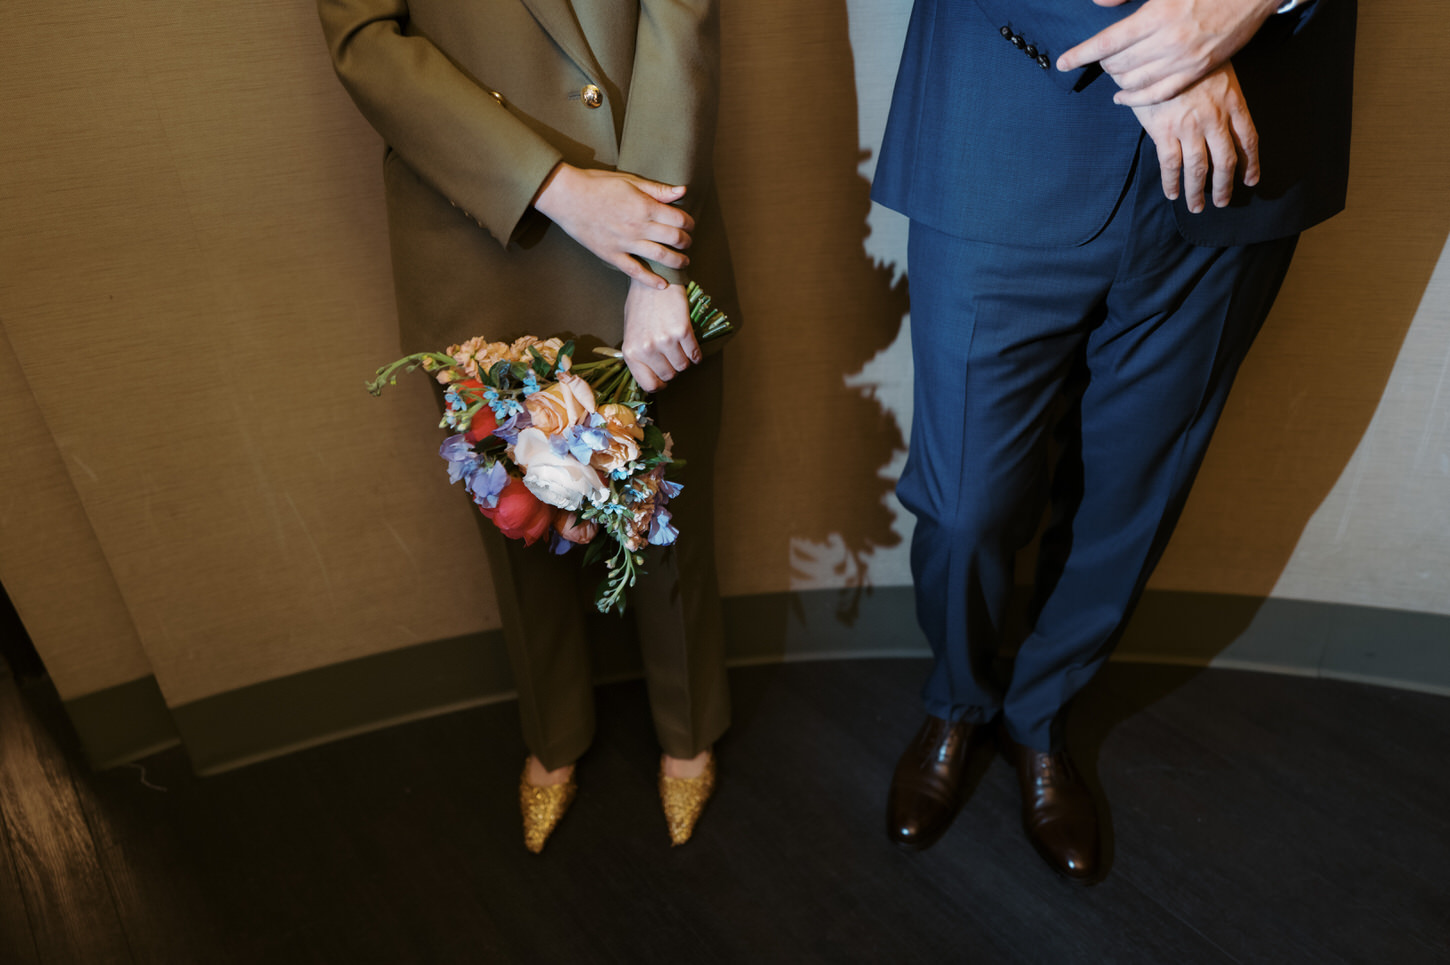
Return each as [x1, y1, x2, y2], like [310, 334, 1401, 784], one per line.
[874, 0, 1356, 751]
[901, 149, 1296, 750]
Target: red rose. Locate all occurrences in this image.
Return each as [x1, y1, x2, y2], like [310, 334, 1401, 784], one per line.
[449, 376, 484, 396]
[480, 477, 556, 546]
[464, 405, 498, 444]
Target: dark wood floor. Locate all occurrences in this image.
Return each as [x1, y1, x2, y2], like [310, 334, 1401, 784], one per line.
[2, 657, 1448, 964]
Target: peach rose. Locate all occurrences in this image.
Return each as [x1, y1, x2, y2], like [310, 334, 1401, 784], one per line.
[589, 403, 646, 474]
[524, 372, 596, 434]
[554, 512, 599, 546]
[586, 419, 639, 477]
[597, 404, 645, 442]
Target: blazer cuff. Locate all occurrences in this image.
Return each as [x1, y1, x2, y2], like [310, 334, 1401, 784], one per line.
[643, 260, 688, 288]
[489, 146, 564, 248]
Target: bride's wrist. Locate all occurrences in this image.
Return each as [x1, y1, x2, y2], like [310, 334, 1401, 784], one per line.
[532, 162, 579, 220]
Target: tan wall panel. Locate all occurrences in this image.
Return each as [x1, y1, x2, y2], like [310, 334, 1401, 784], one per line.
[0, 329, 152, 699]
[1, 0, 499, 705]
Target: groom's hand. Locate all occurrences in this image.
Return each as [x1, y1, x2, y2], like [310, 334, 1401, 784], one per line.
[1131, 62, 1259, 213]
[1059, 0, 1281, 106]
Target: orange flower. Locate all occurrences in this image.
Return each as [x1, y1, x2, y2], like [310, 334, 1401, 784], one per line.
[597, 404, 645, 441]
[590, 404, 645, 474]
[554, 512, 599, 546]
[507, 336, 565, 365]
[523, 372, 596, 434]
[447, 337, 512, 379]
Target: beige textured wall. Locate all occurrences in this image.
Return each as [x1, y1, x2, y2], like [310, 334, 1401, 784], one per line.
[1157, 0, 1450, 601]
[1270, 235, 1450, 614]
[2, 0, 1446, 712]
[0, 329, 152, 698]
[0, 0, 495, 704]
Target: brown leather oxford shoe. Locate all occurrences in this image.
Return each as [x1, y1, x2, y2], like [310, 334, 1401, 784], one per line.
[999, 730, 1101, 882]
[886, 715, 976, 851]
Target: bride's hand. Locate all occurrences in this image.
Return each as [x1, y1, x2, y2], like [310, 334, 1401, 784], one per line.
[533, 163, 693, 290]
[622, 280, 700, 392]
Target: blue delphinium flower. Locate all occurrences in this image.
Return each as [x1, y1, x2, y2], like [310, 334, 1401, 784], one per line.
[648, 506, 679, 546]
[493, 409, 531, 446]
[483, 387, 525, 421]
[464, 460, 510, 510]
[548, 530, 574, 556]
[439, 434, 479, 484]
[546, 432, 571, 457]
[561, 424, 611, 464]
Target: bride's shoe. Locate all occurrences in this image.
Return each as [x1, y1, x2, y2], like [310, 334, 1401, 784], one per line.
[658, 751, 716, 846]
[520, 759, 576, 854]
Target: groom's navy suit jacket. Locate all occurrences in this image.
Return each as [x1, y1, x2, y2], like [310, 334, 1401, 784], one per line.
[872, 0, 1357, 249]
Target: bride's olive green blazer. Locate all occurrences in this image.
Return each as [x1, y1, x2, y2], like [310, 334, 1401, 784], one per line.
[319, 0, 736, 349]
[318, 0, 734, 769]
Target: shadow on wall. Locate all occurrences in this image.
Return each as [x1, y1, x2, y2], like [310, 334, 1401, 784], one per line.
[1140, 1, 1450, 655]
[713, 0, 911, 620]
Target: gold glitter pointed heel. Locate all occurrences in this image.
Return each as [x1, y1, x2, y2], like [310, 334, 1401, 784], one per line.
[659, 752, 716, 847]
[520, 761, 577, 854]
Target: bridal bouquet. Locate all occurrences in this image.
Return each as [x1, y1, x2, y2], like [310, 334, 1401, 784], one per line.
[367, 282, 731, 614]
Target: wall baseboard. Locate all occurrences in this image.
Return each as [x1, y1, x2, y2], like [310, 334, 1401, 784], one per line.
[63, 588, 1450, 773]
[63, 674, 180, 770]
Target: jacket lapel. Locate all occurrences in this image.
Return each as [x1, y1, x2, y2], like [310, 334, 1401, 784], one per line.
[518, 0, 607, 88]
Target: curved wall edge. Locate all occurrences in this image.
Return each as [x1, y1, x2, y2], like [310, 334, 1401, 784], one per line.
[62, 587, 1450, 773]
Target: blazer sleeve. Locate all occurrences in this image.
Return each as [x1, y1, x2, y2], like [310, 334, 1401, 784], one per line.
[317, 0, 563, 248]
[613, 0, 721, 287]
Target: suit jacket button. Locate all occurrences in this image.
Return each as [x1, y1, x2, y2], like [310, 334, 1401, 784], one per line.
[1010, 34, 1025, 49]
[1037, 53, 1051, 69]
[581, 84, 603, 109]
[1025, 44, 1038, 58]
[1000, 25, 1012, 39]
